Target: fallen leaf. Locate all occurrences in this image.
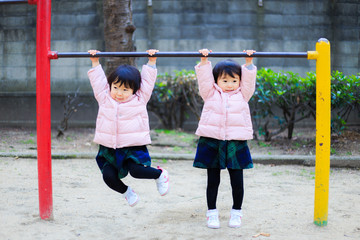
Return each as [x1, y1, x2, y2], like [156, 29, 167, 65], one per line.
[252, 232, 271, 238]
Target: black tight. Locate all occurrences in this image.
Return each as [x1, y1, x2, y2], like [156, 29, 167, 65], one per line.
[102, 161, 161, 194]
[207, 168, 244, 210]
[102, 164, 127, 194]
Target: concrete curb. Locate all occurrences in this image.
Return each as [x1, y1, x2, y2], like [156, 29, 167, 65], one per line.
[1, 152, 360, 168]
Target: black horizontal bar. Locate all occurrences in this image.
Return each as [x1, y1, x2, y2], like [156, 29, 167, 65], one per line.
[55, 52, 308, 59]
[0, 0, 28, 4]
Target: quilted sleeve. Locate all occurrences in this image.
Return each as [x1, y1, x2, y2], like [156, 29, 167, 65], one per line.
[240, 64, 257, 102]
[138, 64, 158, 103]
[87, 65, 109, 104]
[195, 61, 216, 101]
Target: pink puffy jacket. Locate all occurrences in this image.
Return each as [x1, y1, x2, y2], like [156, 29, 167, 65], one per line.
[87, 64, 157, 149]
[195, 61, 257, 141]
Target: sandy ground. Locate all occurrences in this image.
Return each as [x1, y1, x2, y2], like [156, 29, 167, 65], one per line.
[0, 157, 359, 240]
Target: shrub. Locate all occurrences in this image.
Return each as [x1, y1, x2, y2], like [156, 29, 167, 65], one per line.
[251, 68, 315, 141]
[148, 69, 201, 129]
[330, 71, 360, 134]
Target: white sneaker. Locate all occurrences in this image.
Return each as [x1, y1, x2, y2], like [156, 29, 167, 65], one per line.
[123, 186, 139, 207]
[228, 209, 242, 228]
[206, 209, 220, 229]
[156, 166, 169, 196]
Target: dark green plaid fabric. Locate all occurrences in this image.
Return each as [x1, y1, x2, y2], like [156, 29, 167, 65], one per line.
[96, 145, 152, 179]
[193, 137, 253, 169]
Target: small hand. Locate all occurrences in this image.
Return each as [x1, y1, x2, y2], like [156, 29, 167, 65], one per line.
[243, 49, 256, 65]
[198, 49, 212, 65]
[146, 49, 159, 59]
[243, 49, 256, 56]
[199, 48, 212, 58]
[146, 49, 159, 65]
[88, 49, 100, 59]
[88, 49, 100, 55]
[88, 50, 100, 67]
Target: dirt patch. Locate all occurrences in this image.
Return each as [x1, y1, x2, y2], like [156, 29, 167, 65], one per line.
[1, 127, 359, 157]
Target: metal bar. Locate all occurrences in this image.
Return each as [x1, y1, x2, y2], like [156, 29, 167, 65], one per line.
[36, 0, 53, 220]
[314, 38, 331, 227]
[0, 0, 28, 4]
[54, 51, 308, 59]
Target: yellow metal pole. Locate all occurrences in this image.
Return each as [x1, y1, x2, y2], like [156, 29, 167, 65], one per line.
[308, 38, 331, 226]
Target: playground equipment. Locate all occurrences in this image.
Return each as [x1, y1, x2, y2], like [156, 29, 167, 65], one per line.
[0, 0, 331, 226]
[50, 51, 309, 58]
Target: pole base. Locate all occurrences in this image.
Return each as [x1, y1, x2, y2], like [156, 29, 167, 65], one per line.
[314, 220, 328, 227]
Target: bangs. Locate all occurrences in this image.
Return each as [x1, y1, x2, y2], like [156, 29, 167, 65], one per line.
[113, 76, 134, 89]
[108, 65, 141, 93]
[212, 59, 241, 83]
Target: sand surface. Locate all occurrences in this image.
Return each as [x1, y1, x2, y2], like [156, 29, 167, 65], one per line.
[1, 158, 359, 240]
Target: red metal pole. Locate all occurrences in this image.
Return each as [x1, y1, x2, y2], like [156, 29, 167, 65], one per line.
[35, 0, 53, 220]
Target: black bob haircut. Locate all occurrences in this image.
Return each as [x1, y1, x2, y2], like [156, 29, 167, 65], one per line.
[107, 65, 141, 94]
[212, 59, 242, 83]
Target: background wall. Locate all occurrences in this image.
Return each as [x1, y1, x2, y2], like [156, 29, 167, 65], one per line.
[0, 0, 359, 128]
[133, 0, 359, 76]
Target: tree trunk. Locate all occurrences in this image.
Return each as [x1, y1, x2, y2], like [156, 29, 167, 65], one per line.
[103, 0, 136, 75]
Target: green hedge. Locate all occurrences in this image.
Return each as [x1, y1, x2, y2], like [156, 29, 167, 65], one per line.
[331, 71, 360, 134]
[251, 68, 316, 141]
[148, 68, 360, 140]
[148, 69, 200, 129]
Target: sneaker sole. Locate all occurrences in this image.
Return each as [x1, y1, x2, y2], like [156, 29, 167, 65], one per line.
[127, 197, 139, 207]
[207, 225, 220, 229]
[228, 224, 241, 228]
[160, 187, 169, 196]
[129, 200, 138, 207]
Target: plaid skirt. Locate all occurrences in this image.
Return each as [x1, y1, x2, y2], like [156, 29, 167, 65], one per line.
[193, 137, 253, 170]
[96, 145, 152, 179]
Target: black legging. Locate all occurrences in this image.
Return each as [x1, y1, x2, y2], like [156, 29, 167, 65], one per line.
[102, 161, 161, 194]
[207, 168, 244, 210]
